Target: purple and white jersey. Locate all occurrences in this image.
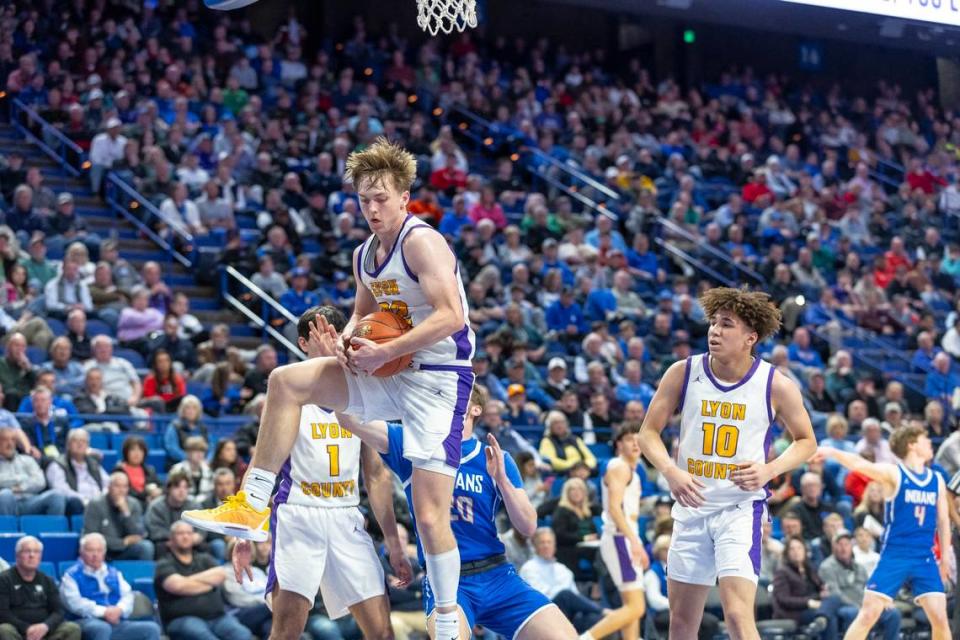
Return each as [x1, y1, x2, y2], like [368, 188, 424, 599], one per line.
[357, 214, 475, 369]
[601, 457, 641, 537]
[673, 353, 776, 523]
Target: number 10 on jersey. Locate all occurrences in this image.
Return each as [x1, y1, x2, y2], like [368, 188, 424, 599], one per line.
[701, 422, 740, 458]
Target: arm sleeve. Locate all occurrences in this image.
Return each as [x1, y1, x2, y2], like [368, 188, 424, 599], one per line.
[20, 456, 46, 494]
[518, 562, 550, 597]
[46, 464, 82, 500]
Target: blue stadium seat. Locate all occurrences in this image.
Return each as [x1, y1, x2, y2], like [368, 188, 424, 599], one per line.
[114, 349, 145, 369]
[70, 515, 84, 533]
[0, 533, 23, 562]
[0, 516, 16, 532]
[26, 346, 46, 365]
[186, 380, 209, 397]
[38, 532, 79, 563]
[132, 577, 155, 600]
[20, 515, 69, 536]
[113, 560, 156, 582]
[587, 443, 613, 459]
[45, 318, 66, 337]
[38, 561, 57, 580]
[100, 450, 120, 472]
[86, 319, 113, 337]
[146, 450, 166, 470]
[88, 432, 112, 451]
[58, 560, 76, 578]
[550, 477, 565, 498]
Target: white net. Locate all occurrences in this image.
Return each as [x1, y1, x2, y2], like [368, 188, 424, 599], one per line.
[416, 0, 478, 35]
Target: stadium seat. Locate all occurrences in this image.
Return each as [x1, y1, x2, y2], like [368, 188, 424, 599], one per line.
[132, 576, 156, 601]
[0, 516, 16, 532]
[70, 515, 84, 533]
[25, 346, 46, 365]
[38, 532, 79, 563]
[20, 515, 69, 536]
[45, 318, 66, 337]
[146, 450, 166, 470]
[0, 533, 23, 561]
[88, 432, 112, 451]
[86, 319, 113, 337]
[113, 560, 156, 582]
[587, 443, 613, 459]
[58, 560, 76, 578]
[114, 349, 146, 369]
[100, 450, 120, 472]
[38, 561, 57, 580]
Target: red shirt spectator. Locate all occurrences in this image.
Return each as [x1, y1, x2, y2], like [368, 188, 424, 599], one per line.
[429, 166, 467, 193]
[906, 160, 945, 194]
[742, 174, 773, 204]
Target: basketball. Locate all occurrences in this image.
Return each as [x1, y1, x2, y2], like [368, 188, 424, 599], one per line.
[351, 310, 413, 377]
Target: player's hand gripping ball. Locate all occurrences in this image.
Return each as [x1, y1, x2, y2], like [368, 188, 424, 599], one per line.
[350, 310, 413, 377]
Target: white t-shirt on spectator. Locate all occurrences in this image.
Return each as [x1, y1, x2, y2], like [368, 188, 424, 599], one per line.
[160, 198, 202, 234]
[84, 357, 139, 401]
[89, 133, 127, 168]
[519, 556, 576, 600]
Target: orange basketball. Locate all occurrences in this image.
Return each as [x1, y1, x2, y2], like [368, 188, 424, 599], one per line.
[351, 310, 413, 377]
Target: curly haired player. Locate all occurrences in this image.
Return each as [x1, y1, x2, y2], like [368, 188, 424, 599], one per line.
[637, 287, 817, 640]
[185, 139, 475, 640]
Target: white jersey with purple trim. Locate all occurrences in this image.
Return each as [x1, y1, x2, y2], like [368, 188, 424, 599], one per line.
[673, 353, 776, 523]
[357, 214, 475, 369]
[601, 457, 641, 537]
[282, 404, 361, 508]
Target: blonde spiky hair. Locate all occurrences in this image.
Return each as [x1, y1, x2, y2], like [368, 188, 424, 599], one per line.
[344, 137, 417, 193]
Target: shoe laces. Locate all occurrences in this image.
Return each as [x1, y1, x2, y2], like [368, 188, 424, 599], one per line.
[211, 493, 255, 514]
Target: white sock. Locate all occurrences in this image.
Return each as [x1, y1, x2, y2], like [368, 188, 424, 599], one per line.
[579, 633, 595, 640]
[434, 610, 459, 640]
[241, 468, 276, 511]
[426, 548, 461, 638]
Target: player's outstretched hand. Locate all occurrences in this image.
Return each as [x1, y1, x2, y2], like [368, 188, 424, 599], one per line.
[664, 466, 706, 508]
[809, 447, 831, 464]
[730, 462, 773, 492]
[350, 337, 389, 375]
[388, 545, 414, 588]
[307, 314, 341, 359]
[232, 539, 254, 583]
[485, 434, 507, 484]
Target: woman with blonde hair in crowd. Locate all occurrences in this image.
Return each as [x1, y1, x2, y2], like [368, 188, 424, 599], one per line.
[551, 476, 600, 578]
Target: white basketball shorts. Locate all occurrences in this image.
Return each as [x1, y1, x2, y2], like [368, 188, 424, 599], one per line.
[265, 504, 385, 618]
[668, 500, 767, 586]
[600, 532, 645, 592]
[344, 365, 474, 476]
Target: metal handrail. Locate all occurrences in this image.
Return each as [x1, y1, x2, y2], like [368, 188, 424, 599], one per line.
[220, 266, 304, 360]
[654, 217, 765, 285]
[104, 174, 195, 268]
[9, 98, 85, 176]
[523, 159, 616, 219]
[653, 237, 736, 287]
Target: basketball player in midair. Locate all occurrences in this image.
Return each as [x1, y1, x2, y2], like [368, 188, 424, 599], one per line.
[186, 138, 475, 640]
[230, 307, 412, 640]
[818, 426, 952, 640]
[637, 288, 817, 640]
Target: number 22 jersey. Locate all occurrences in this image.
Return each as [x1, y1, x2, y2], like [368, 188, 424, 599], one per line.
[674, 354, 776, 523]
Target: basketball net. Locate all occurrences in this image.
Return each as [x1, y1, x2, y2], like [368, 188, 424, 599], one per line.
[416, 0, 478, 35]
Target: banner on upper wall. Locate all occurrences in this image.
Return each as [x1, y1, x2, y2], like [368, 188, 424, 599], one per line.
[782, 0, 960, 28]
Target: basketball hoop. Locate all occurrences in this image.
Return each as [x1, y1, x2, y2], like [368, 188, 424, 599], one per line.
[416, 0, 478, 35]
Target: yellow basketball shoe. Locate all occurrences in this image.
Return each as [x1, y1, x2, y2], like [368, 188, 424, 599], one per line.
[182, 492, 270, 541]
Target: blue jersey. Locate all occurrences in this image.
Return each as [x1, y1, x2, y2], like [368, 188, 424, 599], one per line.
[381, 424, 523, 564]
[882, 464, 939, 552]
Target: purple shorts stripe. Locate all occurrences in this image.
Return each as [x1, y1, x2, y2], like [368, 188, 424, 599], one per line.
[613, 535, 638, 583]
[264, 459, 292, 597]
[748, 500, 764, 577]
[441, 371, 475, 468]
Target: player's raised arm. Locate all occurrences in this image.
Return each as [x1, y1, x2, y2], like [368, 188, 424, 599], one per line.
[637, 360, 705, 507]
[816, 446, 899, 494]
[731, 370, 817, 492]
[353, 230, 464, 366]
[361, 442, 413, 587]
[485, 434, 537, 537]
[605, 458, 649, 569]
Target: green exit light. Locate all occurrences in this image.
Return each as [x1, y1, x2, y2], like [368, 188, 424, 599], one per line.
[683, 29, 696, 44]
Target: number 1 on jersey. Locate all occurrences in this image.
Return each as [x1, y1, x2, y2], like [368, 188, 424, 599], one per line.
[327, 444, 340, 476]
[701, 422, 740, 458]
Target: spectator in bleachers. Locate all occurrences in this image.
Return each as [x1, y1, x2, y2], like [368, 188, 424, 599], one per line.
[116, 287, 164, 355]
[209, 441, 245, 491]
[760, 520, 784, 585]
[20, 386, 69, 464]
[923, 400, 952, 440]
[45, 338, 85, 398]
[239, 346, 275, 407]
[519, 528, 605, 633]
[539, 410, 596, 475]
[852, 527, 880, 576]
[88, 263, 128, 326]
[772, 536, 843, 639]
[614, 360, 655, 410]
[789, 472, 843, 546]
[201, 469, 235, 512]
[0, 334, 35, 412]
[545, 286, 586, 349]
[158, 184, 202, 239]
[146, 473, 222, 562]
[154, 521, 250, 640]
[46, 428, 107, 516]
[278, 267, 319, 320]
[147, 316, 198, 374]
[141, 350, 185, 414]
[65, 310, 91, 363]
[195, 180, 236, 234]
[542, 357, 572, 403]
[0, 535, 80, 640]
[0, 427, 65, 516]
[221, 538, 271, 639]
[45, 195, 97, 261]
[167, 294, 202, 345]
[644, 533, 719, 639]
[88, 118, 125, 193]
[163, 396, 209, 466]
[911, 330, 942, 373]
[140, 263, 171, 316]
[169, 437, 213, 507]
[112, 437, 160, 508]
[925, 352, 960, 411]
[820, 415, 857, 455]
[83, 472, 152, 562]
[44, 259, 93, 321]
[97, 244, 136, 296]
[503, 384, 540, 428]
[71, 369, 128, 434]
[249, 255, 287, 301]
[550, 477, 600, 577]
[0, 385, 23, 440]
[855, 418, 896, 464]
[83, 337, 141, 410]
[59, 532, 161, 640]
[1, 263, 32, 311]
